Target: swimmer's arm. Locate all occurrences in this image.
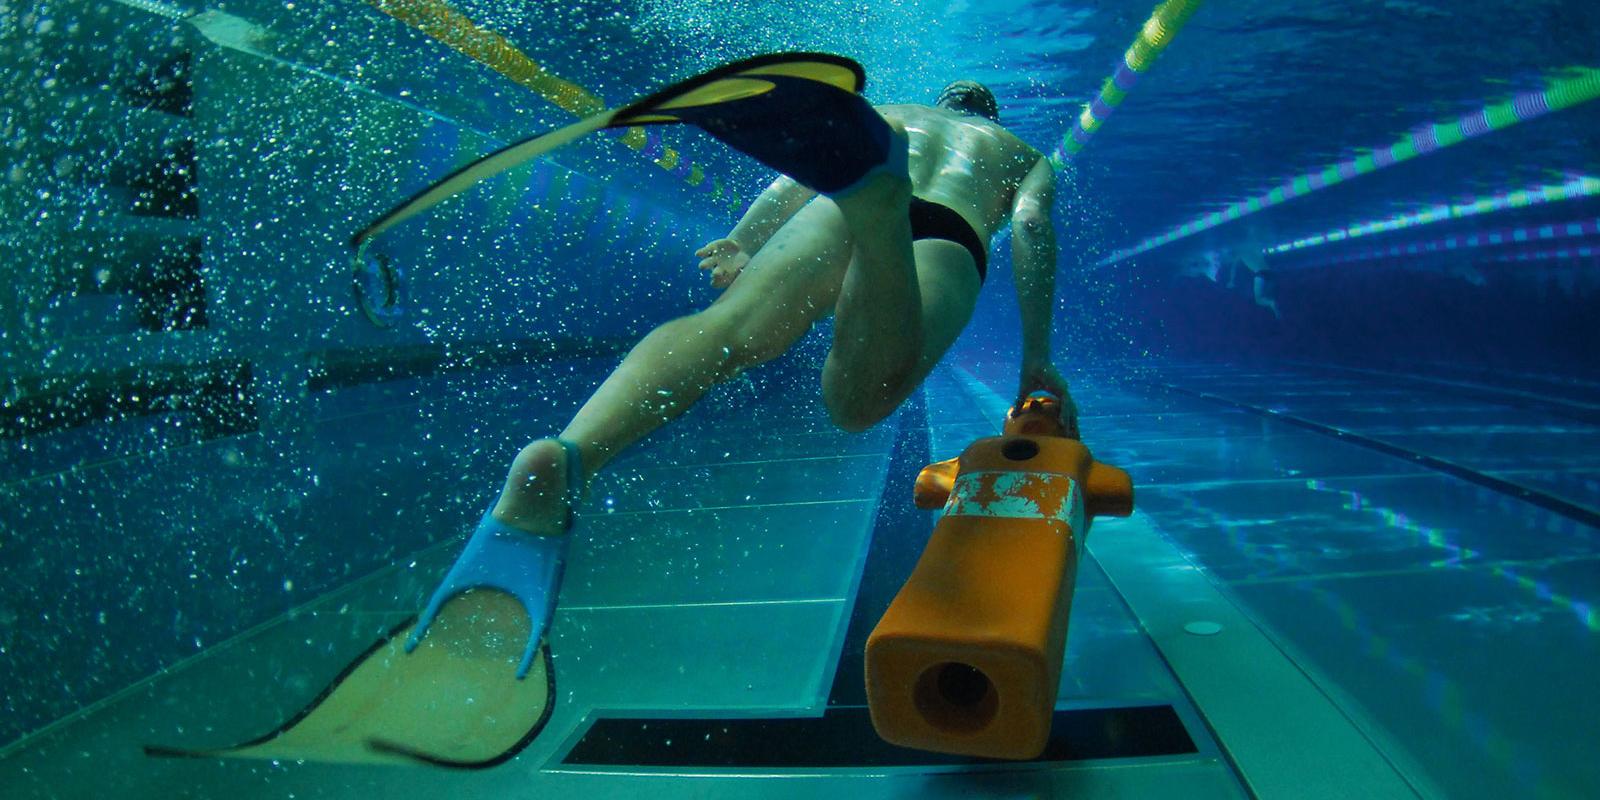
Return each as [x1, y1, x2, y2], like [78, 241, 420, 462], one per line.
[724, 176, 818, 254]
[1011, 156, 1058, 367]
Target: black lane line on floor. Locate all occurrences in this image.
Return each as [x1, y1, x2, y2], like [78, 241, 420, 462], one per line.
[1145, 381, 1600, 531]
[1280, 359, 1600, 426]
[559, 390, 1198, 767]
[2, 359, 256, 440]
[826, 388, 936, 708]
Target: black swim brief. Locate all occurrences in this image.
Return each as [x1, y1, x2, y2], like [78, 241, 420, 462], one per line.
[909, 197, 988, 283]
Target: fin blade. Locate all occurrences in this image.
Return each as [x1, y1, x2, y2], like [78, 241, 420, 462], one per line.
[612, 52, 865, 127]
[143, 605, 552, 769]
[351, 111, 615, 249]
[735, 59, 862, 93]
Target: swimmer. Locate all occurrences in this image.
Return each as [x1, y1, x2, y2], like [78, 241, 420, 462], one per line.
[408, 65, 1074, 676]
[1179, 249, 1228, 284]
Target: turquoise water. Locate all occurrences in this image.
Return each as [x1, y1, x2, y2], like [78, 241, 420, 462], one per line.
[1, 0, 1598, 797]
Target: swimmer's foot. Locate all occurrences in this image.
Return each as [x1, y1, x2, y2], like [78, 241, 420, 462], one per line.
[494, 438, 587, 534]
[830, 124, 912, 218]
[406, 439, 584, 679]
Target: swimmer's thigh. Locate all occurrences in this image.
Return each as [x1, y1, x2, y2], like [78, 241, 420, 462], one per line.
[904, 238, 981, 385]
[703, 198, 854, 361]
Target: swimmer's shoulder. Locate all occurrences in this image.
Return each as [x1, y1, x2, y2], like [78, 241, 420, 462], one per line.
[872, 103, 934, 122]
[994, 126, 1045, 170]
[876, 104, 1042, 166]
[959, 115, 1042, 164]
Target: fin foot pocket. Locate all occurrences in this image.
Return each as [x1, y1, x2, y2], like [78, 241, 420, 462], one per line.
[408, 439, 583, 679]
[632, 71, 901, 195]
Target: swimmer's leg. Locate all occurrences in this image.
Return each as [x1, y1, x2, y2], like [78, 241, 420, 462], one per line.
[502, 198, 855, 526]
[820, 130, 979, 432]
[1253, 275, 1283, 320]
[820, 164, 920, 431]
[409, 229, 850, 674]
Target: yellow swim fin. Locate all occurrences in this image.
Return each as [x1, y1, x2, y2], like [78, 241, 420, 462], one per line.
[144, 590, 553, 768]
[349, 52, 868, 258]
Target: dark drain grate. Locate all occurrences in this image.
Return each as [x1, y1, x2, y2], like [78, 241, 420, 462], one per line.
[562, 704, 1196, 768]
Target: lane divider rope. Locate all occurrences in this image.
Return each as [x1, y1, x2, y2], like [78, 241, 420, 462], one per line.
[1266, 176, 1600, 256]
[1048, 0, 1205, 168]
[1099, 66, 1600, 266]
[367, 0, 740, 212]
[1288, 217, 1599, 270]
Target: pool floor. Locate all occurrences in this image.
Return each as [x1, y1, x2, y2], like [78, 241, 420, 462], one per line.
[2, 356, 1595, 799]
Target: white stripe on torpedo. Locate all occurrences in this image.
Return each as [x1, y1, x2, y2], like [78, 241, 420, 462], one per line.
[941, 470, 1084, 534]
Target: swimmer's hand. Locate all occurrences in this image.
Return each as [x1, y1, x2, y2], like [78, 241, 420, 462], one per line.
[695, 238, 751, 289]
[1017, 358, 1079, 425]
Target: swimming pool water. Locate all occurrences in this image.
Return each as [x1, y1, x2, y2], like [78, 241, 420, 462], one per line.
[2, 1, 1597, 797]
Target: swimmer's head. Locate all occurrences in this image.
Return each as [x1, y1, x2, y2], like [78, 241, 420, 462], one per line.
[936, 80, 1000, 123]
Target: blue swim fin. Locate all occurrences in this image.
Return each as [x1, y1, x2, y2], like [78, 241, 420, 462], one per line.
[406, 440, 583, 679]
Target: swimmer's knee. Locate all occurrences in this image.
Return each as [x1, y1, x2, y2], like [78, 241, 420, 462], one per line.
[827, 400, 894, 433]
[822, 386, 897, 433]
